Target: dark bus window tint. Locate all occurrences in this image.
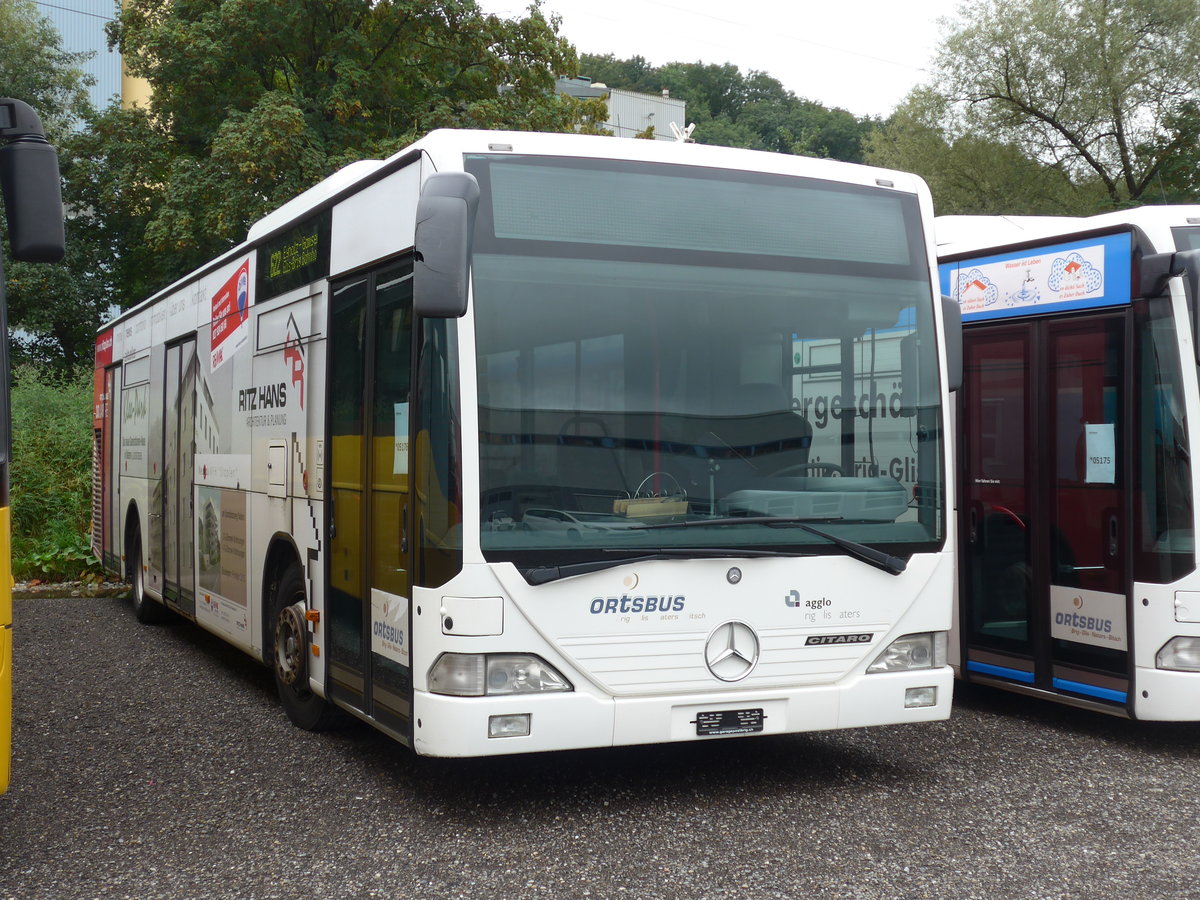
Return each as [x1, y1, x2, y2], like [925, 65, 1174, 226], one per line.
[1135, 296, 1194, 583]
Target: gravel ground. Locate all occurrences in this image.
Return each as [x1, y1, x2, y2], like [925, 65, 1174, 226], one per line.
[4, 592, 1200, 900]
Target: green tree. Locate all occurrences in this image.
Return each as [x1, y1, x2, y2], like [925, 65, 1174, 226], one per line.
[1147, 101, 1200, 202]
[0, 0, 92, 136]
[579, 53, 876, 162]
[738, 93, 876, 162]
[9, 366, 101, 580]
[865, 88, 1105, 215]
[86, 0, 588, 307]
[576, 53, 660, 94]
[656, 62, 747, 123]
[0, 0, 109, 372]
[934, 0, 1200, 207]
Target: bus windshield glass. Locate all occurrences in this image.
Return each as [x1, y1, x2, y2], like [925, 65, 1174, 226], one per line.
[467, 154, 945, 568]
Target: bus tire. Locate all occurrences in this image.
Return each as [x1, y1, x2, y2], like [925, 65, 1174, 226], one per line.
[127, 528, 165, 624]
[270, 562, 338, 731]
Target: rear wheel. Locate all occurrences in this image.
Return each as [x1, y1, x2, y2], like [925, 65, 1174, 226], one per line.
[128, 528, 165, 624]
[270, 562, 338, 731]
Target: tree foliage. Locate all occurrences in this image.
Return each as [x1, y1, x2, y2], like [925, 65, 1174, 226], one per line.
[0, 0, 93, 138]
[580, 53, 876, 162]
[0, 0, 110, 372]
[933, 0, 1200, 207]
[864, 88, 1106, 215]
[9, 365, 101, 580]
[85, 0, 589, 307]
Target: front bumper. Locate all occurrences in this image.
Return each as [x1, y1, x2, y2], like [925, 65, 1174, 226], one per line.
[411, 666, 954, 757]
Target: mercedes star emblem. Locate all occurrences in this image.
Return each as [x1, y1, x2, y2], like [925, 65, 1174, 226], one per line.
[704, 620, 760, 682]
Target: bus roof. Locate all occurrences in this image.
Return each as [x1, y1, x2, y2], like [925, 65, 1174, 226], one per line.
[936, 207, 1200, 259]
[104, 129, 935, 331]
[247, 129, 934, 244]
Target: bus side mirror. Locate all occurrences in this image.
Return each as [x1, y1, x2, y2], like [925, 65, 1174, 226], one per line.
[941, 295, 962, 393]
[0, 98, 65, 263]
[413, 172, 480, 318]
[901, 297, 961, 414]
[1138, 251, 1177, 299]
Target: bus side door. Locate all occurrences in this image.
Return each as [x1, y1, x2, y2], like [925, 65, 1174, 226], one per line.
[962, 313, 1131, 707]
[326, 259, 415, 737]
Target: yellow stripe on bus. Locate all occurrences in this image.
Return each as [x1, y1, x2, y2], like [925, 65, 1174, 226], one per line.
[1, 504, 12, 795]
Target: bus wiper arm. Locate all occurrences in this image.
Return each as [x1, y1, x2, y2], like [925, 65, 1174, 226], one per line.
[625, 516, 905, 575]
[629, 515, 843, 530]
[795, 523, 907, 576]
[521, 547, 798, 585]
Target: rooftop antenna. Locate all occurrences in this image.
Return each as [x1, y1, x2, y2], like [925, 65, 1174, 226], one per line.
[669, 122, 696, 143]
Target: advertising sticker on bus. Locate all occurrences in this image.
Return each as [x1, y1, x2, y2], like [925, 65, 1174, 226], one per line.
[196, 486, 250, 639]
[93, 329, 114, 428]
[939, 233, 1131, 323]
[1049, 586, 1128, 651]
[371, 590, 410, 667]
[211, 259, 251, 371]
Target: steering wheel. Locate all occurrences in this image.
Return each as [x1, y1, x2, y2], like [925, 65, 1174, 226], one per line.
[770, 462, 845, 477]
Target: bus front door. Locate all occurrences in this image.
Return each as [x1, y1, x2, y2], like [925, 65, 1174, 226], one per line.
[962, 313, 1131, 709]
[326, 261, 416, 739]
[161, 337, 198, 617]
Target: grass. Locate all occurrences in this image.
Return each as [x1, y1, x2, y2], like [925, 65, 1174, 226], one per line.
[9, 364, 105, 582]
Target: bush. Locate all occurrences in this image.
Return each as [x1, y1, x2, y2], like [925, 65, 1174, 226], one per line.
[9, 364, 105, 581]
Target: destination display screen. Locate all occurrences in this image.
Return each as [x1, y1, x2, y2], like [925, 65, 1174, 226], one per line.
[466, 153, 927, 276]
[256, 210, 331, 302]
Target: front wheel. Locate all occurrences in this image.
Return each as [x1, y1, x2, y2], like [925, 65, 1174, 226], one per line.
[270, 562, 338, 731]
[128, 528, 165, 624]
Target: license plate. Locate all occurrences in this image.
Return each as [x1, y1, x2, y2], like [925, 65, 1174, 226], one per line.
[695, 708, 765, 736]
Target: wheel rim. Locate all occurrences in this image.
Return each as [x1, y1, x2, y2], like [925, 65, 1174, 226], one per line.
[274, 602, 308, 688]
[132, 542, 144, 605]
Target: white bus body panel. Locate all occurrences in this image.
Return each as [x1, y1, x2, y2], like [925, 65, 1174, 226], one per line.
[411, 553, 953, 757]
[1133, 576, 1200, 720]
[329, 163, 421, 276]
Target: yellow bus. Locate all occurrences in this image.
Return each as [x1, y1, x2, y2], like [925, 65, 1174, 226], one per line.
[0, 98, 66, 792]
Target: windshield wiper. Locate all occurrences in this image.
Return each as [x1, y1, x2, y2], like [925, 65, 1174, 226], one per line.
[629, 515, 842, 530]
[631, 516, 907, 576]
[794, 523, 907, 576]
[521, 547, 799, 585]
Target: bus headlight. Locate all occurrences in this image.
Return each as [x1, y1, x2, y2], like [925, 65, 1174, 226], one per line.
[428, 653, 485, 695]
[1156, 637, 1200, 671]
[486, 654, 571, 694]
[867, 632, 947, 673]
[429, 653, 572, 696]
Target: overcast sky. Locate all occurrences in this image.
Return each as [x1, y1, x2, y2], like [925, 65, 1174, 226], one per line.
[477, 0, 966, 119]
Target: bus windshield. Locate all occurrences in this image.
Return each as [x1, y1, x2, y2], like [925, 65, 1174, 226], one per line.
[468, 154, 945, 569]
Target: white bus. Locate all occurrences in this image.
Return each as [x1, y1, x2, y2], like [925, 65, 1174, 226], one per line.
[93, 130, 959, 756]
[938, 206, 1200, 719]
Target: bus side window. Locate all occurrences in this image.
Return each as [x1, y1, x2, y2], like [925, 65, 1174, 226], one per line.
[414, 317, 463, 587]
